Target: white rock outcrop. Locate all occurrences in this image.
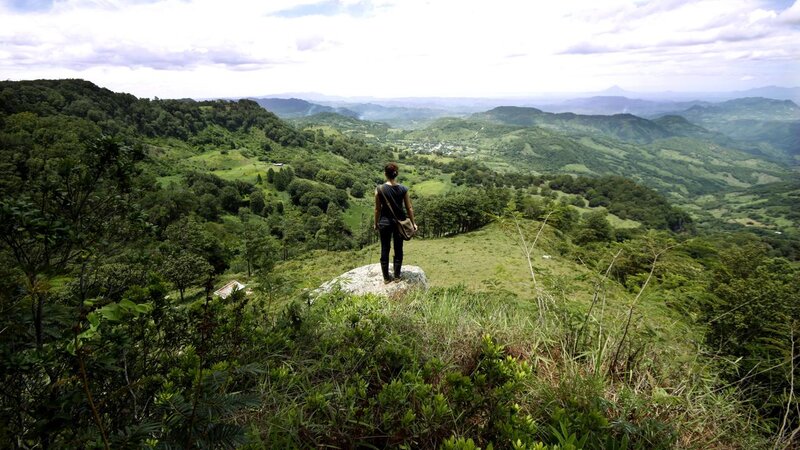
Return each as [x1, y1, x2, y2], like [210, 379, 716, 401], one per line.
[313, 264, 428, 299]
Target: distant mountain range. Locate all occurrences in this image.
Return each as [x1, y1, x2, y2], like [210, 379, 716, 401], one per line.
[254, 85, 800, 111]
[660, 97, 800, 123]
[658, 97, 800, 159]
[254, 84, 800, 127]
[250, 98, 360, 119]
[579, 85, 800, 103]
[532, 94, 800, 118]
[256, 93, 799, 163]
[536, 96, 707, 117]
[254, 97, 458, 129]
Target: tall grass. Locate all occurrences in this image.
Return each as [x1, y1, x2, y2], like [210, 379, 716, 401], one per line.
[248, 284, 768, 448]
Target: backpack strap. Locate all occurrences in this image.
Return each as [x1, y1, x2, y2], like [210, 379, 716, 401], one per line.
[379, 184, 399, 220]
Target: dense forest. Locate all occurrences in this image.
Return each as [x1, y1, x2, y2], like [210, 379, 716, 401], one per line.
[0, 80, 798, 448]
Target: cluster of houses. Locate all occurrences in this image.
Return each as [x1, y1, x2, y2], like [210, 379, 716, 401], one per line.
[398, 140, 475, 157]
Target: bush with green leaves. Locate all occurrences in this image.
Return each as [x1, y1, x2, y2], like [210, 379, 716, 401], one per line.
[701, 244, 800, 430]
[250, 290, 687, 449]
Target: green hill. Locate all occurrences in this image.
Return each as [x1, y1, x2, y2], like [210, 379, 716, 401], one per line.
[401, 116, 789, 202]
[673, 97, 800, 122]
[662, 97, 800, 162]
[473, 106, 675, 144]
[289, 111, 397, 142]
[651, 114, 724, 141]
[690, 180, 800, 236]
[252, 97, 360, 119]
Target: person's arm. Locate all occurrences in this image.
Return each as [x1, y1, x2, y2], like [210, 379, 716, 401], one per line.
[403, 191, 418, 230]
[374, 187, 381, 230]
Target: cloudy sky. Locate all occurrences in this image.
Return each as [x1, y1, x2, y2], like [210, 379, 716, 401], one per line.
[1, 0, 798, 99]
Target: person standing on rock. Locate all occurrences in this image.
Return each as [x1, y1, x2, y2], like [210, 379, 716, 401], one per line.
[374, 162, 418, 284]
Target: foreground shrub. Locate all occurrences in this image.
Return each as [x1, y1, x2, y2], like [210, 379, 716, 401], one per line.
[254, 290, 681, 449]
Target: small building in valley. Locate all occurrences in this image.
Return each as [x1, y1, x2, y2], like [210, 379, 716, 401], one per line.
[213, 280, 248, 299]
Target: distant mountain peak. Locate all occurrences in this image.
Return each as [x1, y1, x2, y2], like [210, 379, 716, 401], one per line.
[489, 105, 544, 114]
[600, 85, 630, 95]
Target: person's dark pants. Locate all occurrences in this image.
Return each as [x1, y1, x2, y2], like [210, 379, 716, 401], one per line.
[379, 225, 403, 279]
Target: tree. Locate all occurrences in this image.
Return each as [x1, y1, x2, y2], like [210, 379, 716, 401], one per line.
[266, 168, 275, 184]
[588, 196, 611, 208]
[197, 193, 221, 221]
[315, 204, 352, 250]
[547, 203, 579, 233]
[142, 183, 197, 230]
[316, 169, 354, 189]
[351, 182, 367, 198]
[240, 223, 277, 277]
[702, 245, 800, 425]
[220, 186, 241, 214]
[273, 167, 294, 191]
[164, 218, 230, 274]
[163, 252, 212, 301]
[0, 128, 145, 347]
[280, 209, 306, 260]
[574, 210, 614, 244]
[516, 195, 546, 220]
[249, 190, 266, 216]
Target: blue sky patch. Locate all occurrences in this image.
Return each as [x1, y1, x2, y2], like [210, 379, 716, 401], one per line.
[5, 0, 54, 13]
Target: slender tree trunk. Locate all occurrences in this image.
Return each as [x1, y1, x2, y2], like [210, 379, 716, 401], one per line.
[76, 333, 110, 450]
[26, 272, 46, 348]
[35, 293, 44, 349]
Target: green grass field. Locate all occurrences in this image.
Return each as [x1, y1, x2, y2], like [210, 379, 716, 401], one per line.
[412, 177, 453, 196]
[273, 220, 698, 357]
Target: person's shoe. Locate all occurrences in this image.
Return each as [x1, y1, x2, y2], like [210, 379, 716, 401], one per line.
[393, 262, 402, 280]
[393, 271, 402, 282]
[381, 262, 393, 284]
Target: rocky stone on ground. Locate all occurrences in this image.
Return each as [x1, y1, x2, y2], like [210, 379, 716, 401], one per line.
[313, 264, 428, 299]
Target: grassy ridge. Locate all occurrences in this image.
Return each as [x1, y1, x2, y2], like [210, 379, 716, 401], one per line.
[273, 220, 699, 352]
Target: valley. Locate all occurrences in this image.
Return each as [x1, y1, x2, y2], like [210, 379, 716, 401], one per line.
[289, 100, 799, 237]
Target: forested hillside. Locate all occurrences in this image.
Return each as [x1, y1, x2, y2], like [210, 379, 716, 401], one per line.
[400, 116, 790, 201]
[1, 80, 798, 449]
[660, 97, 800, 163]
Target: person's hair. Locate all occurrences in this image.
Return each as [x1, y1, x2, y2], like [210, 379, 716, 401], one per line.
[384, 162, 399, 180]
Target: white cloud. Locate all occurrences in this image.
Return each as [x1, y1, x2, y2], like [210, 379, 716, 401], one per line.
[0, 0, 797, 98]
[779, 0, 800, 22]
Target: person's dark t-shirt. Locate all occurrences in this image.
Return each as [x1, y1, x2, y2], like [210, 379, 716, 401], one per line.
[377, 183, 408, 228]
